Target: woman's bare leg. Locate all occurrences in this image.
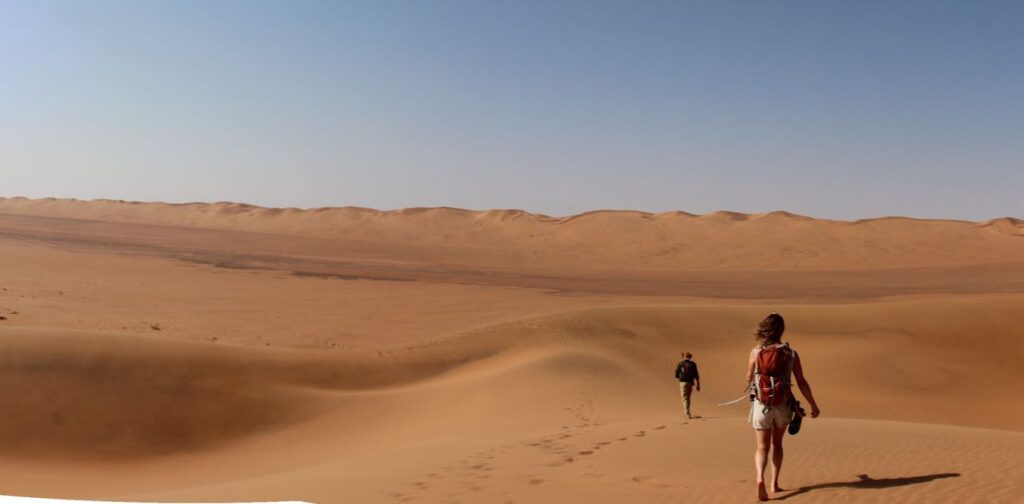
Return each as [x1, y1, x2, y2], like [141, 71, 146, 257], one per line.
[770, 426, 786, 493]
[754, 429, 771, 500]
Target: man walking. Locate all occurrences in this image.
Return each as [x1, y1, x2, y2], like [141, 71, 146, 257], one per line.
[674, 352, 701, 418]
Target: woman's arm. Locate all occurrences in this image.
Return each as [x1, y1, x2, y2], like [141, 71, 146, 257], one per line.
[792, 352, 820, 418]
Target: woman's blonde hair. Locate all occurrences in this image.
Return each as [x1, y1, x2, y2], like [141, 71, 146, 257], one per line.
[755, 312, 785, 344]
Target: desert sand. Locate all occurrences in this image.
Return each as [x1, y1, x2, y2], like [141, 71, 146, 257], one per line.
[0, 196, 1022, 503]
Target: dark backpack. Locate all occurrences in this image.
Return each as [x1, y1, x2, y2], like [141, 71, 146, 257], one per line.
[676, 360, 696, 382]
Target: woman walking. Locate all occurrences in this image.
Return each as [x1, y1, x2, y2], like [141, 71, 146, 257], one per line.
[746, 313, 820, 501]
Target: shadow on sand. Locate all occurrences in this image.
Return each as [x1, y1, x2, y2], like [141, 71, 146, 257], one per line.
[777, 472, 960, 500]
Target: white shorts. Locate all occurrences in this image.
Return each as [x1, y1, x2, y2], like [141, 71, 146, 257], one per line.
[750, 400, 792, 430]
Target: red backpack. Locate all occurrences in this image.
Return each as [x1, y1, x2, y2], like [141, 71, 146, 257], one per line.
[753, 343, 795, 407]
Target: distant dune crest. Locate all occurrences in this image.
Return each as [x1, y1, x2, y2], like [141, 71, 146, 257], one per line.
[1, 196, 1021, 271]
[1, 195, 1017, 225]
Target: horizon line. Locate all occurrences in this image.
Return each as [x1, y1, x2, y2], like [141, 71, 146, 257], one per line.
[1, 195, 1020, 226]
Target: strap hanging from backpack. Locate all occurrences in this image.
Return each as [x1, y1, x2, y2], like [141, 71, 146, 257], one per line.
[718, 385, 754, 406]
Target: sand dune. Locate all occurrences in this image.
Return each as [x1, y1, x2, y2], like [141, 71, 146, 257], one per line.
[0, 301, 1022, 502]
[0, 198, 1022, 502]
[2, 197, 1022, 271]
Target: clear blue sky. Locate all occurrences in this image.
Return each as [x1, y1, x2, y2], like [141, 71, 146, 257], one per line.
[2, 0, 1021, 219]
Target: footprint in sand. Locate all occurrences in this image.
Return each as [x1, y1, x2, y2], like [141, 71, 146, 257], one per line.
[528, 478, 545, 485]
[634, 431, 646, 437]
[577, 450, 594, 455]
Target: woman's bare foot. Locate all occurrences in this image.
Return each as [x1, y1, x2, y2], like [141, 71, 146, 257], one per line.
[771, 483, 784, 493]
[757, 481, 768, 501]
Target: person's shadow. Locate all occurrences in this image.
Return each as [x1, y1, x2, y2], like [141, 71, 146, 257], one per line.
[777, 472, 960, 499]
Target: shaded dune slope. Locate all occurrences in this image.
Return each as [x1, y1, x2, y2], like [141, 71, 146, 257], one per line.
[3, 296, 1020, 460]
